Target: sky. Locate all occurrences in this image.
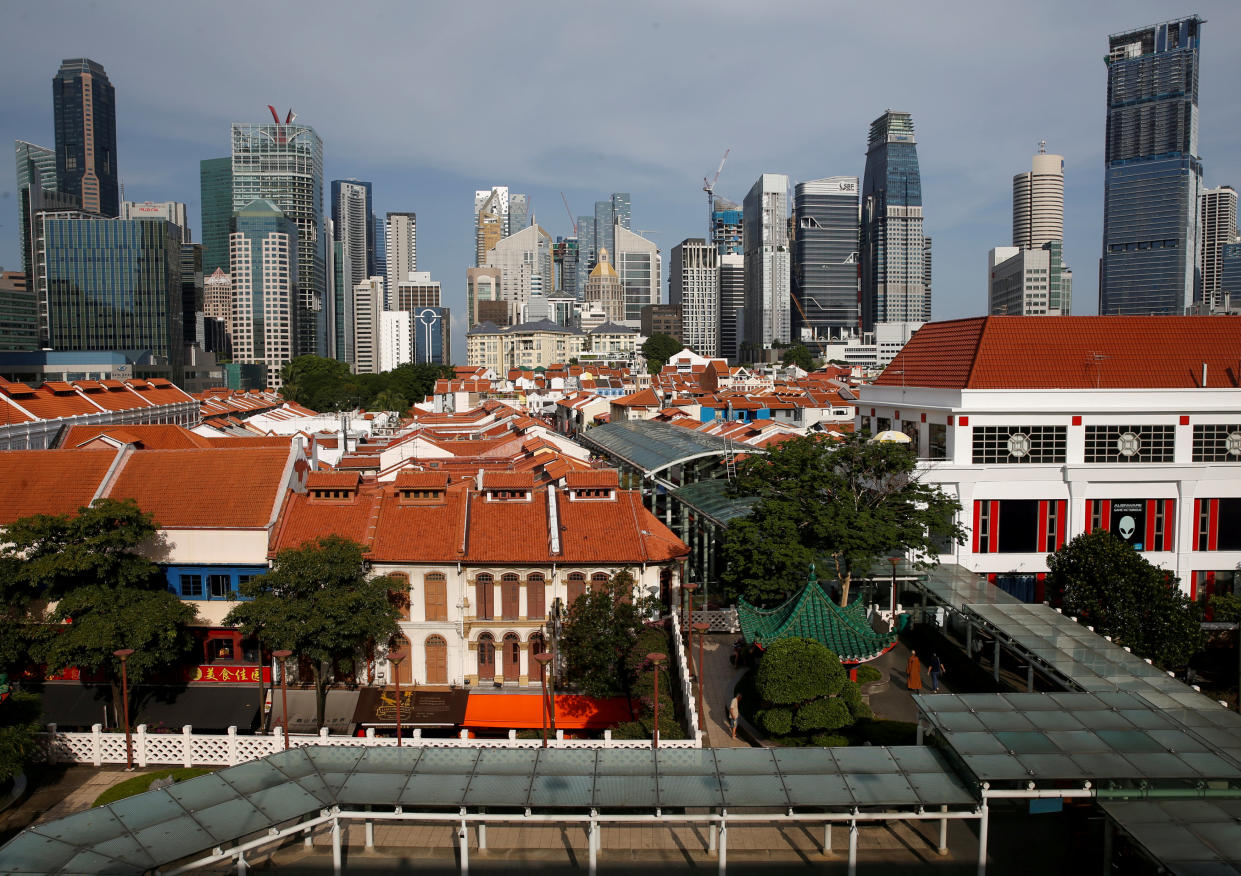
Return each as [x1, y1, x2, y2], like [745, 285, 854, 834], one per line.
[3, 1, 1241, 360]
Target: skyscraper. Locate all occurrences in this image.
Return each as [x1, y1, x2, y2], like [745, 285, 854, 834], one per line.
[484, 224, 554, 324]
[718, 253, 744, 363]
[613, 226, 661, 326]
[860, 110, 928, 330]
[577, 215, 596, 292]
[508, 194, 530, 236]
[584, 248, 624, 324]
[1200, 186, 1237, 310]
[122, 201, 189, 234]
[199, 157, 233, 276]
[792, 177, 860, 343]
[1013, 146, 1065, 249]
[52, 59, 118, 217]
[41, 214, 184, 378]
[231, 111, 325, 357]
[711, 198, 743, 256]
[331, 179, 371, 364]
[1100, 17, 1204, 315]
[554, 237, 579, 297]
[475, 189, 506, 267]
[742, 173, 791, 350]
[611, 193, 631, 234]
[351, 277, 384, 375]
[385, 212, 417, 294]
[670, 239, 719, 358]
[16, 141, 75, 287]
[229, 199, 299, 389]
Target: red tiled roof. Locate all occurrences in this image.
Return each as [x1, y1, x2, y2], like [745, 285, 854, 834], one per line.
[0, 449, 119, 524]
[483, 471, 535, 490]
[564, 469, 620, 489]
[338, 455, 381, 469]
[393, 470, 451, 489]
[612, 388, 660, 407]
[876, 316, 1241, 390]
[61, 425, 215, 450]
[105, 447, 294, 528]
[306, 471, 361, 489]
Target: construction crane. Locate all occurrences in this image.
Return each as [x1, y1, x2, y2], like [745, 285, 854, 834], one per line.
[702, 148, 730, 232]
[560, 192, 577, 236]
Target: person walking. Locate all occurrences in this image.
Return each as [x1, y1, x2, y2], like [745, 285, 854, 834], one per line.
[905, 651, 923, 694]
[928, 652, 945, 693]
[727, 693, 741, 738]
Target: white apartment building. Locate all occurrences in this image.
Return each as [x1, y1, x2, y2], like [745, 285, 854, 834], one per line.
[613, 225, 661, 327]
[352, 277, 385, 374]
[743, 173, 792, 349]
[670, 238, 719, 358]
[987, 244, 1072, 316]
[395, 271, 440, 310]
[385, 212, 417, 298]
[229, 200, 298, 390]
[379, 310, 412, 372]
[1200, 186, 1237, 310]
[859, 315, 1241, 604]
[485, 224, 554, 324]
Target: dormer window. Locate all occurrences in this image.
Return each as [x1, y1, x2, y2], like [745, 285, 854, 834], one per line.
[398, 487, 445, 504]
[486, 488, 532, 502]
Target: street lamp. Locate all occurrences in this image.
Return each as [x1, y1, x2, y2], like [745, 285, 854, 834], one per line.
[682, 582, 699, 678]
[273, 649, 293, 750]
[113, 649, 135, 771]
[533, 652, 553, 748]
[692, 622, 710, 725]
[647, 652, 667, 749]
[389, 653, 405, 747]
[888, 556, 901, 623]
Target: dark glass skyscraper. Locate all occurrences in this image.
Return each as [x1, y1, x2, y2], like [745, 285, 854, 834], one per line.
[793, 177, 860, 342]
[199, 157, 233, 277]
[52, 59, 118, 217]
[1100, 17, 1204, 314]
[860, 110, 928, 331]
[41, 215, 184, 379]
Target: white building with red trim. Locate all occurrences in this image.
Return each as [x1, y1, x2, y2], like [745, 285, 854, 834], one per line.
[858, 316, 1241, 605]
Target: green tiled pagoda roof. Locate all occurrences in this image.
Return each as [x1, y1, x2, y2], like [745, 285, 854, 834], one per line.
[737, 578, 897, 662]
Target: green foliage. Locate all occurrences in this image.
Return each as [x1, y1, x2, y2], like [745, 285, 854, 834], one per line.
[642, 333, 683, 373]
[0, 691, 43, 782]
[224, 536, 402, 729]
[92, 768, 211, 807]
[810, 732, 849, 747]
[1048, 529, 1205, 669]
[854, 665, 882, 685]
[781, 344, 815, 372]
[558, 571, 658, 698]
[759, 707, 792, 736]
[280, 356, 452, 412]
[755, 638, 843, 705]
[722, 432, 965, 607]
[794, 698, 852, 733]
[1210, 591, 1241, 624]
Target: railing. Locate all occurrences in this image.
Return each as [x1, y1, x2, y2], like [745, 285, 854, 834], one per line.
[669, 615, 705, 747]
[682, 607, 740, 634]
[40, 722, 701, 768]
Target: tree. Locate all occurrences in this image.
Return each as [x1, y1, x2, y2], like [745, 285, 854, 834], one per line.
[781, 344, 814, 372]
[0, 691, 42, 783]
[558, 570, 658, 698]
[12, 499, 200, 719]
[642, 333, 682, 374]
[384, 363, 454, 406]
[224, 536, 401, 730]
[753, 638, 869, 738]
[280, 356, 363, 411]
[369, 389, 409, 413]
[722, 433, 965, 607]
[1048, 530, 1204, 669]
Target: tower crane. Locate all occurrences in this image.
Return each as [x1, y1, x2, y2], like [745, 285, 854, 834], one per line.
[560, 192, 577, 236]
[702, 148, 730, 233]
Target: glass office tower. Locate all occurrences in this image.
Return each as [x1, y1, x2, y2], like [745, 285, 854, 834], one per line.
[793, 177, 860, 342]
[53, 59, 118, 217]
[40, 215, 184, 378]
[860, 110, 927, 331]
[1100, 17, 1204, 315]
[199, 157, 233, 277]
[231, 118, 325, 357]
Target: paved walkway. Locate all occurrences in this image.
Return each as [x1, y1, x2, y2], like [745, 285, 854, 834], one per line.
[867, 639, 956, 724]
[0, 765, 164, 845]
[694, 633, 750, 748]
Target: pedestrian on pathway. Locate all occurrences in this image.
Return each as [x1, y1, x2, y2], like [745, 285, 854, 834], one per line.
[905, 651, 923, 693]
[928, 652, 945, 692]
[727, 693, 741, 738]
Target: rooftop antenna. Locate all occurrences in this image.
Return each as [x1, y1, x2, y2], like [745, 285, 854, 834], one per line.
[1038, 140, 1047, 154]
[1087, 351, 1108, 389]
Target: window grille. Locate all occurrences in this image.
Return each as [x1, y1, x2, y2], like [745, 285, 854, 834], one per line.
[1084, 424, 1174, 463]
[1192, 424, 1241, 462]
[972, 425, 1066, 464]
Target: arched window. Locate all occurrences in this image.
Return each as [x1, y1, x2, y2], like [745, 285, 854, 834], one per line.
[424, 635, 447, 685]
[566, 572, 587, 608]
[391, 635, 412, 685]
[503, 632, 521, 681]
[591, 572, 610, 594]
[387, 573, 411, 620]
[501, 573, 521, 620]
[477, 633, 495, 680]
[475, 573, 494, 620]
[526, 573, 546, 620]
[424, 573, 447, 622]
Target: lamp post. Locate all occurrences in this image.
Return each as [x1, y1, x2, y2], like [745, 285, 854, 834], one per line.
[113, 649, 135, 771]
[273, 649, 292, 750]
[390, 653, 405, 747]
[683, 582, 699, 678]
[647, 652, 667, 749]
[533, 652, 553, 748]
[692, 622, 710, 725]
[888, 556, 900, 622]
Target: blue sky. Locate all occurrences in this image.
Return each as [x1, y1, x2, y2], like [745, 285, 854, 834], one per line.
[3, 1, 1240, 359]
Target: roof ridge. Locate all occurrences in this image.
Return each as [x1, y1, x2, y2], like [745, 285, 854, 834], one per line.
[961, 315, 989, 389]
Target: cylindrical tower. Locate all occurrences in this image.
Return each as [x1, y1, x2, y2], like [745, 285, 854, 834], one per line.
[1012, 146, 1064, 249]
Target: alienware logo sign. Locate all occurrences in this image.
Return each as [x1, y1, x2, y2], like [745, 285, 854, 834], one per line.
[1109, 500, 1146, 550]
[1118, 516, 1136, 540]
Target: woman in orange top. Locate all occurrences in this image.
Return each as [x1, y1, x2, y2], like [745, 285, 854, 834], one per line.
[906, 652, 923, 693]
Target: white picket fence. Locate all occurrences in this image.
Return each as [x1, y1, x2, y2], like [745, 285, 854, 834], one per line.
[683, 607, 740, 634]
[669, 614, 704, 741]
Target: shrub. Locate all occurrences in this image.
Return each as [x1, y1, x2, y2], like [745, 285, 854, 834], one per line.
[759, 707, 792, 736]
[794, 698, 852, 733]
[755, 639, 844, 705]
[810, 732, 849, 747]
[854, 665, 882, 685]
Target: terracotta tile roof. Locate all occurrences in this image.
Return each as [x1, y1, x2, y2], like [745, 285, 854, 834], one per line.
[104, 447, 294, 528]
[0, 395, 36, 425]
[483, 471, 536, 490]
[338, 455, 381, 470]
[271, 481, 385, 552]
[0, 449, 119, 524]
[393, 470, 451, 489]
[61, 425, 216, 450]
[564, 469, 620, 489]
[876, 316, 1241, 390]
[306, 471, 361, 489]
[612, 388, 660, 407]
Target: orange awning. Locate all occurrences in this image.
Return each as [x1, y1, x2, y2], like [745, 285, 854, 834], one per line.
[463, 693, 633, 729]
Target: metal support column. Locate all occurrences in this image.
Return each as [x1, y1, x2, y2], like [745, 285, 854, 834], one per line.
[717, 815, 727, 875]
[977, 801, 990, 876]
[848, 817, 859, 876]
[822, 822, 832, 854]
[709, 821, 717, 853]
[1102, 818, 1113, 876]
[916, 721, 924, 745]
[589, 809, 598, 876]
[365, 804, 373, 848]
[478, 822, 486, 850]
[236, 853, 247, 875]
[993, 640, 1001, 683]
[459, 816, 469, 876]
[938, 805, 949, 855]
[331, 817, 342, 876]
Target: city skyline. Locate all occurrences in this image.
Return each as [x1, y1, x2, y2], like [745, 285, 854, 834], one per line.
[4, 2, 1241, 359]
